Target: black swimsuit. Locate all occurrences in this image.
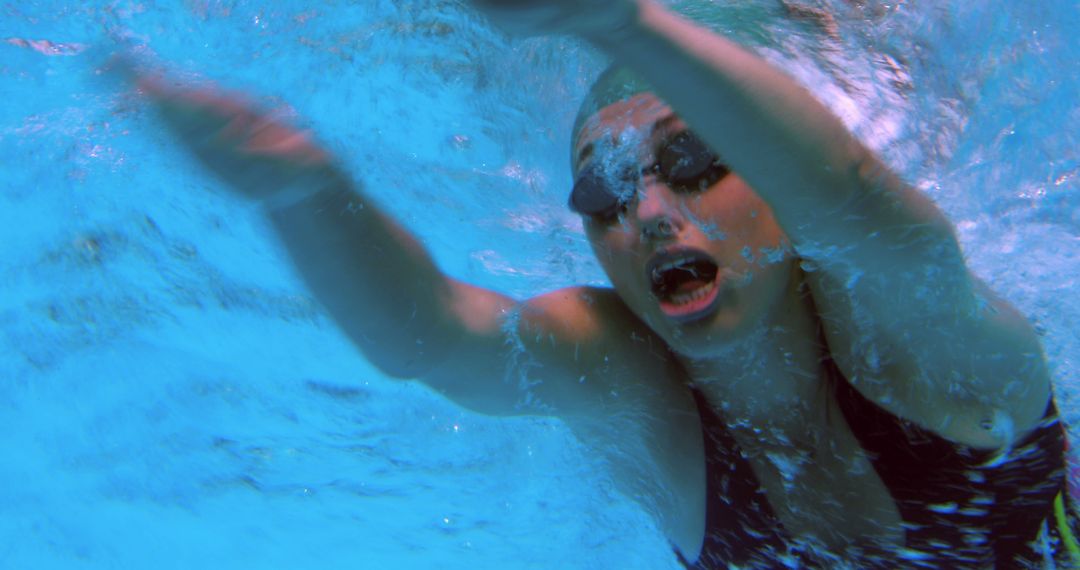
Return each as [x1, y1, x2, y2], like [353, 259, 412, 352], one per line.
[677, 358, 1068, 569]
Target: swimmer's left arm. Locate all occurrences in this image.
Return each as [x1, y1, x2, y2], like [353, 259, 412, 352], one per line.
[469, 0, 1051, 446]
[581, 2, 1051, 447]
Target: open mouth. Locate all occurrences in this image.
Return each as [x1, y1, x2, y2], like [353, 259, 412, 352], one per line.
[647, 249, 722, 322]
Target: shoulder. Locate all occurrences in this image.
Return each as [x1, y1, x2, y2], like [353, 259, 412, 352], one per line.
[521, 286, 639, 343]
[819, 272, 1052, 449]
[517, 285, 683, 407]
[521, 286, 671, 363]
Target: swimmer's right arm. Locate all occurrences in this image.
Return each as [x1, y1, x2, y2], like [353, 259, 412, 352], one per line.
[267, 181, 513, 381]
[272, 180, 634, 414]
[128, 72, 506, 373]
[272, 186, 646, 415]
[127, 65, 618, 415]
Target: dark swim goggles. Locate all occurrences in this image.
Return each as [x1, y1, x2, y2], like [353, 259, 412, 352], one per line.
[569, 130, 731, 222]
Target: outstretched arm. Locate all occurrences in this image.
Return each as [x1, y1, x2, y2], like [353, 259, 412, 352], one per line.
[125, 68, 495, 379]
[471, 0, 1051, 446]
[124, 63, 612, 416]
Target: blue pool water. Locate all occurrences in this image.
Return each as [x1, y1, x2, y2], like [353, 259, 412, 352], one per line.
[1, 1, 1078, 568]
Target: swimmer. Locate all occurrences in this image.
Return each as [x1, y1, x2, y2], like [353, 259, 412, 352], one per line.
[126, 0, 1076, 566]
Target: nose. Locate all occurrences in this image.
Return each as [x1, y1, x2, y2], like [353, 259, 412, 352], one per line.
[634, 179, 682, 240]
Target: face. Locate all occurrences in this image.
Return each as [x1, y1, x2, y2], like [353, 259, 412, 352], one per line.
[573, 94, 796, 358]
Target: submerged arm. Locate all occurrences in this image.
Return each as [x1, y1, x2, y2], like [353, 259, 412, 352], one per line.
[268, 177, 507, 379]
[125, 70, 492, 379]
[128, 66, 607, 416]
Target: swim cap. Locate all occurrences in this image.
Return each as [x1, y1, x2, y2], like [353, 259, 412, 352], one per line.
[568, 2, 774, 170]
[570, 65, 656, 169]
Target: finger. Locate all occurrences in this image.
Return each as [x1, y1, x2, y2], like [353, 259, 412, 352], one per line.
[105, 47, 273, 141]
[100, 51, 176, 101]
[243, 123, 329, 164]
[150, 85, 267, 146]
[97, 47, 164, 89]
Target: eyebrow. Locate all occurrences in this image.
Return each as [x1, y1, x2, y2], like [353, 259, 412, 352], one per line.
[574, 113, 681, 169]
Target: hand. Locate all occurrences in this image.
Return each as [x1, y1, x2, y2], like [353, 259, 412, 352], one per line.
[468, 0, 640, 40]
[111, 56, 341, 208]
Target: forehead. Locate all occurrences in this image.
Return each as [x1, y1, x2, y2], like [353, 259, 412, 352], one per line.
[573, 94, 681, 169]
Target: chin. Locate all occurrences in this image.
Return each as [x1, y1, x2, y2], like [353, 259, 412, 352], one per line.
[663, 267, 804, 361]
[654, 304, 763, 360]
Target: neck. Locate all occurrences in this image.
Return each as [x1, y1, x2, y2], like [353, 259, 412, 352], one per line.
[678, 274, 829, 445]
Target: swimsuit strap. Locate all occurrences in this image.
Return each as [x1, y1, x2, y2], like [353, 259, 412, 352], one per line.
[680, 386, 799, 568]
[679, 343, 1069, 567]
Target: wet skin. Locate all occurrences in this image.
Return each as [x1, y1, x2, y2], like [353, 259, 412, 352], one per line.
[128, 27, 1053, 558]
[575, 94, 795, 358]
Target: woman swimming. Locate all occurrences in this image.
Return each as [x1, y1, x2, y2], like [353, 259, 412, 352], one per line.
[127, 0, 1074, 566]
